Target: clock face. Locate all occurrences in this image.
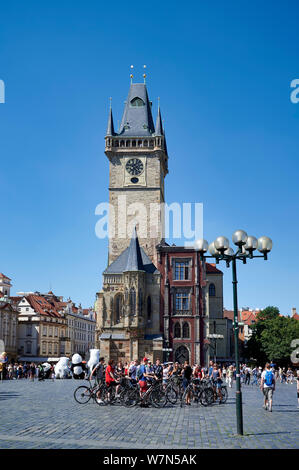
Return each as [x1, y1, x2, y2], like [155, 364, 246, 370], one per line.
[125, 158, 144, 176]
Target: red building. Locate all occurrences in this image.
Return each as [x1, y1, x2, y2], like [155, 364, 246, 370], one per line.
[157, 244, 224, 365]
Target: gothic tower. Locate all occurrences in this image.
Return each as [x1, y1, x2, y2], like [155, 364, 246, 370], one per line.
[95, 79, 168, 362]
[105, 82, 168, 265]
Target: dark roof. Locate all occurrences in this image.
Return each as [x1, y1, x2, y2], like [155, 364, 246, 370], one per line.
[155, 105, 163, 136]
[104, 230, 158, 275]
[106, 107, 115, 136]
[118, 83, 155, 137]
[125, 227, 144, 271]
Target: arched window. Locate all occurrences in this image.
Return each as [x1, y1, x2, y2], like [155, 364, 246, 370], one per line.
[209, 283, 216, 297]
[174, 322, 181, 338]
[138, 289, 143, 315]
[182, 322, 190, 338]
[130, 97, 145, 107]
[126, 140, 130, 147]
[147, 296, 152, 322]
[115, 294, 123, 323]
[130, 288, 136, 315]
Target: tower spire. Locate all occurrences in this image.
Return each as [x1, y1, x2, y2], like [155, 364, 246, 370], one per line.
[106, 103, 115, 136]
[155, 98, 163, 136]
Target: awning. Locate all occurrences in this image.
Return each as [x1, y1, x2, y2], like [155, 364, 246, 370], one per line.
[18, 356, 60, 362]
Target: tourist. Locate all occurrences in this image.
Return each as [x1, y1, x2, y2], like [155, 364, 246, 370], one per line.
[211, 363, 223, 403]
[227, 365, 234, 388]
[261, 363, 275, 412]
[182, 361, 193, 405]
[105, 359, 119, 402]
[137, 357, 151, 407]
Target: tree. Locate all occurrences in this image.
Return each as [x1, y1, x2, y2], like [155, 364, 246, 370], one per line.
[247, 306, 299, 366]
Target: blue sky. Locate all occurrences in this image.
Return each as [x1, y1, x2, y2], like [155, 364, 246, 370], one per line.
[0, 1, 298, 314]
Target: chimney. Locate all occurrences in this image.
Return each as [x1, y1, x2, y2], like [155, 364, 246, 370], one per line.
[292, 307, 297, 316]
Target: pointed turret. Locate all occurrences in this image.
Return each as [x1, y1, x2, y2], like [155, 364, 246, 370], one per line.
[125, 227, 144, 271]
[118, 83, 155, 136]
[155, 105, 163, 136]
[106, 107, 115, 136]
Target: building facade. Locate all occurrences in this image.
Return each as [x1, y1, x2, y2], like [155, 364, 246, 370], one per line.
[0, 274, 18, 360]
[95, 78, 229, 365]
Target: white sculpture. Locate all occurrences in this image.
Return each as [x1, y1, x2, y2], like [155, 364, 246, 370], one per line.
[87, 349, 100, 376]
[71, 353, 85, 379]
[54, 357, 71, 379]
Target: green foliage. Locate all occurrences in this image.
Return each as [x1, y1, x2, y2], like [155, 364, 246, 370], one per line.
[247, 306, 299, 366]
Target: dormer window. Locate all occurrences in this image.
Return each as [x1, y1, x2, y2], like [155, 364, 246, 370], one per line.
[130, 97, 145, 107]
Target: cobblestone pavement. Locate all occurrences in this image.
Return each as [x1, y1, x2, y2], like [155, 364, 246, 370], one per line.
[0, 379, 298, 449]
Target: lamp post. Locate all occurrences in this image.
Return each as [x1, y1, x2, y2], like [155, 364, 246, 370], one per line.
[195, 231, 272, 436]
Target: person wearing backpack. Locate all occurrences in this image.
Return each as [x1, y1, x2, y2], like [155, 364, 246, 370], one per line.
[261, 363, 275, 412]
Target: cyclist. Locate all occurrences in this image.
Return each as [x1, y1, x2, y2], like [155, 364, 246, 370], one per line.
[182, 361, 193, 405]
[211, 363, 223, 404]
[153, 358, 163, 381]
[90, 357, 105, 404]
[105, 359, 120, 401]
[137, 357, 151, 407]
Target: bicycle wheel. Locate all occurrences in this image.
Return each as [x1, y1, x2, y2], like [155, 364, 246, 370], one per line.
[74, 386, 92, 404]
[166, 385, 178, 405]
[124, 389, 139, 407]
[200, 388, 214, 407]
[220, 386, 228, 403]
[150, 386, 167, 408]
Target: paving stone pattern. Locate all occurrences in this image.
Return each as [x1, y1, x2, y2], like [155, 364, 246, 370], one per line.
[0, 379, 298, 449]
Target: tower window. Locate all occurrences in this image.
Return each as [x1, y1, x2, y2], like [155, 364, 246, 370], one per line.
[147, 296, 151, 322]
[209, 283, 216, 297]
[130, 97, 145, 107]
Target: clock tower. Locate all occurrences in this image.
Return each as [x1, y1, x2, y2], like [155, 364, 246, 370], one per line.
[105, 82, 168, 265]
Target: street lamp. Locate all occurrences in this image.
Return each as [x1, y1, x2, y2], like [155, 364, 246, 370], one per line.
[195, 230, 272, 436]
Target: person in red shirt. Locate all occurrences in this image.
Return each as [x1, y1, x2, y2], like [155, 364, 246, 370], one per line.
[105, 359, 119, 401]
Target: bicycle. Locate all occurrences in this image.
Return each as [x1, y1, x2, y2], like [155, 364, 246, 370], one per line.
[73, 380, 101, 404]
[123, 378, 167, 408]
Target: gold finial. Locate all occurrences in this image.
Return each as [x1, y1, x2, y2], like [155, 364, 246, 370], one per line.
[143, 65, 147, 83]
[130, 65, 134, 83]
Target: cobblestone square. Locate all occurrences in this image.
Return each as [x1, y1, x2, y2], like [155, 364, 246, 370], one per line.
[0, 379, 298, 449]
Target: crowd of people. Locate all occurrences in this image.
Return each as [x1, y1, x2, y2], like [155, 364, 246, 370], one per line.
[0, 361, 55, 381]
[88, 358, 299, 407]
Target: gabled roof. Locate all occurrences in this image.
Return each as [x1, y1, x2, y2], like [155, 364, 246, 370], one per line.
[118, 83, 155, 137]
[0, 273, 11, 281]
[241, 310, 257, 325]
[25, 295, 61, 318]
[104, 230, 158, 275]
[206, 263, 223, 274]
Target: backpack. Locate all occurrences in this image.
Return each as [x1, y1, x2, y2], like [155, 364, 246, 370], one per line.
[136, 365, 143, 380]
[265, 370, 273, 386]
